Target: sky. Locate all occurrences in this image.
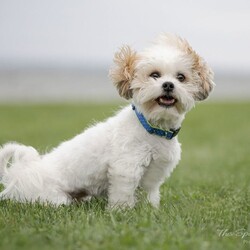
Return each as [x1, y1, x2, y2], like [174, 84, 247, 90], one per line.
[0, 0, 250, 72]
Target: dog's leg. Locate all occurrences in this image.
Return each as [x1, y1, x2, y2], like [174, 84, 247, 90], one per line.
[108, 164, 143, 209]
[108, 178, 137, 208]
[141, 167, 166, 208]
[143, 183, 161, 208]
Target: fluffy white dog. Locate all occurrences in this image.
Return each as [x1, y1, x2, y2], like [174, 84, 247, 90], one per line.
[0, 34, 214, 208]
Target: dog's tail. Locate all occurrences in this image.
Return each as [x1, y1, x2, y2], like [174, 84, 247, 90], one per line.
[0, 142, 40, 178]
[0, 142, 41, 201]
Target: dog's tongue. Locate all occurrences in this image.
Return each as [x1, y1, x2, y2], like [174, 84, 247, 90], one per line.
[159, 97, 175, 105]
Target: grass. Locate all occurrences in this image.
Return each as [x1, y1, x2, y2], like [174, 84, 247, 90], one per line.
[0, 102, 249, 250]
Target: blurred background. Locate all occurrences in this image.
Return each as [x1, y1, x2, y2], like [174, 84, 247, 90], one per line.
[0, 0, 250, 103]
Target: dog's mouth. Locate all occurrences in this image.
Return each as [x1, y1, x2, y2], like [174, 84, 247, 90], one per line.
[155, 95, 177, 108]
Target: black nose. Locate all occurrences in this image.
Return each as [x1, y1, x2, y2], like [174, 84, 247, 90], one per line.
[162, 82, 175, 92]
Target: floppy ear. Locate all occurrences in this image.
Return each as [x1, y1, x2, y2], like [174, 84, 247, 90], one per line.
[194, 56, 215, 101]
[109, 45, 138, 99]
[174, 35, 214, 101]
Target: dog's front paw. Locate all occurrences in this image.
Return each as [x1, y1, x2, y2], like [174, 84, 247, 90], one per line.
[147, 189, 160, 208]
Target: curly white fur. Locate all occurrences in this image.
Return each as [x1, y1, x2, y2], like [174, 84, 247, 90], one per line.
[0, 34, 214, 208]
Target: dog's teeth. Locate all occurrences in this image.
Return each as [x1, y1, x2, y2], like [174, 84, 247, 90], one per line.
[159, 97, 175, 105]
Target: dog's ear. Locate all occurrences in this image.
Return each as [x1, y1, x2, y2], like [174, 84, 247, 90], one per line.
[171, 35, 214, 101]
[193, 55, 215, 101]
[109, 45, 138, 99]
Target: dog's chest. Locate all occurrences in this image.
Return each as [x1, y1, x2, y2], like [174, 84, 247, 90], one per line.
[150, 137, 180, 162]
[140, 140, 180, 187]
[141, 138, 181, 177]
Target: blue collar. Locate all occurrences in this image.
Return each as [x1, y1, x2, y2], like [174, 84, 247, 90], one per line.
[132, 105, 181, 140]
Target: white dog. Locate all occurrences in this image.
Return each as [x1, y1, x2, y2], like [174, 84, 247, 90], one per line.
[0, 34, 214, 208]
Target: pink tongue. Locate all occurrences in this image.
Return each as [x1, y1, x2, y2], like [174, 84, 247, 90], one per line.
[159, 97, 175, 105]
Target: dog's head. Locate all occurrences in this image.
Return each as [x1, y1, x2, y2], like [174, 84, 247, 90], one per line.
[109, 34, 214, 123]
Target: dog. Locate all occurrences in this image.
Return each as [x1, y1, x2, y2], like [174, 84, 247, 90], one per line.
[0, 34, 214, 208]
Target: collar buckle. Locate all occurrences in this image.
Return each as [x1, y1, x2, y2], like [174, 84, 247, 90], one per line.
[168, 128, 181, 139]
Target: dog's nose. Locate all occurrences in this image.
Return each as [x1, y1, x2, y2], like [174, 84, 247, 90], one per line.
[162, 82, 175, 92]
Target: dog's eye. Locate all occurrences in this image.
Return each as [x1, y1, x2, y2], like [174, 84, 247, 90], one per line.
[176, 73, 185, 82]
[149, 71, 161, 79]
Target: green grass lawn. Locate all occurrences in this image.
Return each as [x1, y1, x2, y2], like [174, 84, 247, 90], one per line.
[0, 102, 249, 250]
